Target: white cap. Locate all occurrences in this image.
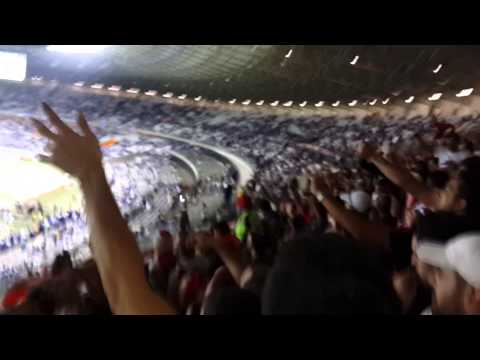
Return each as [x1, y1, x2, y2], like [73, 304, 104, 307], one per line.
[416, 232, 480, 288]
[350, 191, 371, 214]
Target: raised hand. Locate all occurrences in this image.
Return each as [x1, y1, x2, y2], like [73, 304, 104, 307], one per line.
[357, 142, 378, 161]
[32, 103, 103, 182]
[310, 174, 329, 196]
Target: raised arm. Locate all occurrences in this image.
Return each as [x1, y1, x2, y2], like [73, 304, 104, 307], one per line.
[358, 144, 441, 210]
[33, 103, 175, 315]
[310, 175, 391, 251]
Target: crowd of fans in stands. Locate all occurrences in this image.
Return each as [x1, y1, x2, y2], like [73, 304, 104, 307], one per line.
[1, 82, 480, 314]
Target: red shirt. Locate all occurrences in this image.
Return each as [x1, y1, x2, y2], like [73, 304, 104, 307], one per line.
[2, 286, 28, 309]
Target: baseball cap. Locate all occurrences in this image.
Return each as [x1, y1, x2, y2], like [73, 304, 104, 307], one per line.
[350, 190, 371, 214]
[416, 232, 480, 288]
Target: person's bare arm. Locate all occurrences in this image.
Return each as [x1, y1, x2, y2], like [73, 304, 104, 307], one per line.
[197, 232, 245, 286]
[32, 103, 175, 315]
[311, 176, 391, 251]
[359, 144, 441, 209]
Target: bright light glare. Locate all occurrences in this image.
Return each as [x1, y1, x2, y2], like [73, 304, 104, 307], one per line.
[126, 88, 140, 94]
[369, 99, 377, 106]
[178, 94, 187, 100]
[256, 100, 264, 106]
[162, 92, 174, 98]
[145, 90, 157, 96]
[456, 88, 474, 97]
[270, 101, 279, 107]
[433, 64, 443, 74]
[46, 45, 111, 54]
[194, 96, 202, 101]
[90, 83, 104, 89]
[405, 96, 415, 103]
[283, 101, 293, 107]
[350, 55, 359, 65]
[428, 93, 442, 101]
[0, 51, 27, 82]
[31, 76, 43, 81]
[348, 100, 357, 106]
[382, 98, 390, 105]
[242, 99, 251, 105]
[108, 85, 121, 92]
[285, 49, 293, 58]
[299, 101, 307, 107]
[332, 101, 340, 107]
[315, 101, 324, 107]
[229, 99, 237, 104]
[73, 81, 85, 87]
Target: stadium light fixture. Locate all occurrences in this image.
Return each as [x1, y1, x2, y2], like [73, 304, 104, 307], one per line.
[382, 98, 390, 105]
[405, 96, 415, 103]
[162, 92, 174, 98]
[350, 55, 359, 65]
[348, 100, 357, 106]
[369, 99, 377, 106]
[229, 99, 237, 104]
[0, 51, 27, 82]
[178, 94, 187, 100]
[73, 81, 85, 87]
[108, 85, 121, 92]
[145, 90, 158, 96]
[90, 83, 104, 89]
[194, 96, 202, 101]
[456, 88, 474, 97]
[285, 49, 293, 58]
[315, 101, 324, 107]
[332, 101, 340, 107]
[283, 101, 293, 107]
[46, 45, 111, 54]
[428, 93, 442, 101]
[127, 88, 140, 94]
[270, 100, 279, 107]
[433, 64, 443, 74]
[256, 100, 264, 106]
[242, 99, 251, 105]
[299, 101, 307, 107]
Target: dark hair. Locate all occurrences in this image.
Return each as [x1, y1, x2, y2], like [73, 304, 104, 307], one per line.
[27, 286, 56, 314]
[204, 287, 261, 315]
[415, 211, 480, 244]
[212, 221, 230, 236]
[427, 170, 449, 189]
[458, 157, 480, 215]
[262, 231, 398, 314]
[51, 251, 73, 276]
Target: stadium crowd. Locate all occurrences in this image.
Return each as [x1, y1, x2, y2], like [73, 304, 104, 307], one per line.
[1, 83, 480, 314]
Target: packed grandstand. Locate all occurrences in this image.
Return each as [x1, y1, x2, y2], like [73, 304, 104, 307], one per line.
[1, 45, 480, 315]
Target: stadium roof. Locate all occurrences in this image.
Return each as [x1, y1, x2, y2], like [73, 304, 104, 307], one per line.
[2, 45, 480, 104]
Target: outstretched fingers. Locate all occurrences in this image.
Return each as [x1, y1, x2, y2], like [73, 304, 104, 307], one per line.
[77, 111, 95, 138]
[41, 102, 76, 136]
[31, 118, 59, 142]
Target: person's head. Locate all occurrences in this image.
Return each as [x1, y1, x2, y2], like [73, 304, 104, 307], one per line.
[156, 230, 173, 256]
[203, 286, 261, 315]
[262, 231, 397, 314]
[26, 286, 56, 315]
[246, 231, 274, 265]
[51, 251, 73, 276]
[426, 170, 449, 190]
[438, 157, 480, 214]
[236, 194, 252, 212]
[415, 232, 480, 314]
[212, 221, 230, 240]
